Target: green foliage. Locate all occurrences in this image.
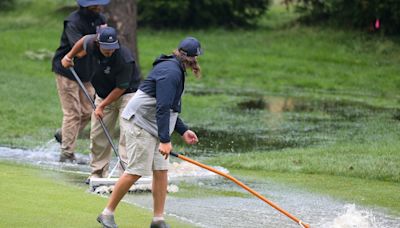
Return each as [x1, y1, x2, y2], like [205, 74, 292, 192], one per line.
[0, 0, 15, 11]
[286, 0, 400, 35]
[137, 0, 271, 28]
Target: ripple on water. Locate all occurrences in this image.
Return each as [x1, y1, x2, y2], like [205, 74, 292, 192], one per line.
[1, 144, 399, 227]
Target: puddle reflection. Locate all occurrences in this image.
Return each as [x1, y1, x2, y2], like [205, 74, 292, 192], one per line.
[175, 94, 398, 156]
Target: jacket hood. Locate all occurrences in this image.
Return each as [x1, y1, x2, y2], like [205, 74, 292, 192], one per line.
[153, 54, 184, 69]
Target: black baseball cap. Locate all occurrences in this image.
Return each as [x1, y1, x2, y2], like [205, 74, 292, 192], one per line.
[178, 37, 203, 57]
[77, 0, 110, 7]
[98, 27, 120, 50]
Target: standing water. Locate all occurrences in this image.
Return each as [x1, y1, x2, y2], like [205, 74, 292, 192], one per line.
[1, 145, 399, 228]
[123, 179, 400, 228]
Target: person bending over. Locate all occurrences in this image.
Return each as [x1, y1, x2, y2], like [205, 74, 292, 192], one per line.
[62, 27, 140, 182]
[97, 37, 203, 228]
[52, 0, 109, 163]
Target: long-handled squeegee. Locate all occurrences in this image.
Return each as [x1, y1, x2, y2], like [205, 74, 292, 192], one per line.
[69, 67, 130, 189]
[69, 67, 176, 193]
[170, 151, 311, 228]
[69, 67, 126, 172]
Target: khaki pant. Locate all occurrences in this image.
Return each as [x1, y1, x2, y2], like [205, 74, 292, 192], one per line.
[123, 120, 169, 177]
[56, 74, 94, 155]
[89, 93, 134, 177]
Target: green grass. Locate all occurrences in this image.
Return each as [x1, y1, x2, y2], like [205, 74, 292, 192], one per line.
[1, 1, 400, 149]
[206, 141, 400, 183]
[229, 169, 400, 215]
[203, 139, 400, 213]
[0, 162, 194, 227]
[1, 0, 400, 217]
[171, 181, 249, 198]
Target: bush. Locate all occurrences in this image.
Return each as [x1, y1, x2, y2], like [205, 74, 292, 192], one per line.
[137, 0, 271, 28]
[0, 0, 16, 11]
[285, 0, 400, 35]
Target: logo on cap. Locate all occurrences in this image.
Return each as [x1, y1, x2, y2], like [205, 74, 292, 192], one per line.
[98, 27, 120, 50]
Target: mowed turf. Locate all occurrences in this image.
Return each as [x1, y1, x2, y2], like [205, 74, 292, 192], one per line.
[1, 0, 400, 220]
[0, 162, 194, 228]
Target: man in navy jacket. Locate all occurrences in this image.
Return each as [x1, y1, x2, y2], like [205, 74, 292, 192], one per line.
[97, 37, 203, 228]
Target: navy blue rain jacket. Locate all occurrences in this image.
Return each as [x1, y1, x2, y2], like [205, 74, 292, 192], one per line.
[139, 54, 188, 142]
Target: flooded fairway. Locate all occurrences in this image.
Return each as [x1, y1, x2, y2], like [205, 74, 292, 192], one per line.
[1, 146, 399, 228]
[124, 183, 400, 228]
[1, 92, 400, 227]
[175, 92, 399, 156]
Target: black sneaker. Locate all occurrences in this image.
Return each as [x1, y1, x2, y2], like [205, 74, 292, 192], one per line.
[59, 153, 76, 163]
[54, 129, 62, 144]
[150, 220, 170, 228]
[97, 213, 118, 228]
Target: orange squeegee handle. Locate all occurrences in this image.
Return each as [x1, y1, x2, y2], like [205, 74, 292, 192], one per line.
[170, 151, 310, 228]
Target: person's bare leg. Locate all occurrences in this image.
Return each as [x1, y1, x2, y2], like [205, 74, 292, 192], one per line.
[152, 170, 168, 217]
[105, 173, 140, 211]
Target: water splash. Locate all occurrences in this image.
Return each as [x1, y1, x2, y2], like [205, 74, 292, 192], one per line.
[123, 182, 400, 228]
[0, 146, 223, 180]
[169, 161, 228, 178]
[1, 146, 399, 227]
[326, 204, 378, 228]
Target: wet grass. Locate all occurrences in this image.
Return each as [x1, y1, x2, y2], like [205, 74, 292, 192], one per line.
[206, 140, 400, 183]
[171, 181, 249, 199]
[1, 0, 400, 151]
[198, 94, 400, 183]
[174, 93, 400, 157]
[0, 161, 194, 227]
[203, 135, 400, 212]
[1, 0, 400, 217]
[230, 169, 400, 215]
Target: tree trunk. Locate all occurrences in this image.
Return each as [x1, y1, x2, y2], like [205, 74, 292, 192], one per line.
[104, 0, 141, 76]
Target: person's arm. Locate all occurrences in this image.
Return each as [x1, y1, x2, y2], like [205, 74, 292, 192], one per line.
[94, 88, 126, 119]
[155, 71, 180, 143]
[174, 117, 188, 135]
[175, 117, 198, 145]
[61, 36, 88, 68]
[155, 69, 181, 159]
[94, 60, 133, 119]
[95, 63, 132, 119]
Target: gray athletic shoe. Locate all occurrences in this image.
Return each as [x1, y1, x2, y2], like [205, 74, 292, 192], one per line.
[54, 128, 62, 144]
[97, 213, 118, 228]
[59, 152, 76, 163]
[59, 152, 88, 165]
[150, 220, 170, 228]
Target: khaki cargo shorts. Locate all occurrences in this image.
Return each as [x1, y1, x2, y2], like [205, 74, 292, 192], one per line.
[121, 118, 169, 176]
